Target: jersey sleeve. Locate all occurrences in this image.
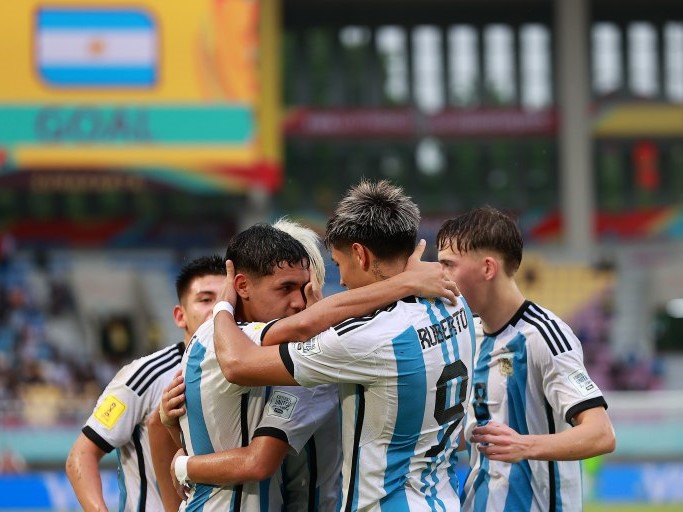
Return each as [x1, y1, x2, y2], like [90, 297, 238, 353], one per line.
[279, 328, 381, 388]
[529, 318, 607, 425]
[253, 384, 338, 454]
[83, 360, 175, 451]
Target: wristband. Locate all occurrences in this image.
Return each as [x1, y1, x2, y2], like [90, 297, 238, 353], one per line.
[212, 301, 235, 319]
[174, 455, 190, 486]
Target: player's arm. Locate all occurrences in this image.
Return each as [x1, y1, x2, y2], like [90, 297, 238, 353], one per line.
[261, 239, 458, 345]
[148, 410, 183, 512]
[173, 436, 290, 489]
[213, 241, 458, 385]
[65, 434, 109, 512]
[471, 406, 616, 463]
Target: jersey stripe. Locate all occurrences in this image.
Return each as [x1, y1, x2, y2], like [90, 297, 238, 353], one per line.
[135, 358, 181, 396]
[232, 393, 251, 512]
[544, 399, 558, 512]
[345, 385, 365, 512]
[528, 303, 572, 353]
[334, 303, 397, 336]
[504, 333, 533, 510]
[306, 437, 318, 512]
[126, 343, 183, 393]
[132, 424, 147, 512]
[523, 304, 572, 355]
[381, 326, 427, 511]
[521, 311, 562, 356]
[185, 342, 214, 455]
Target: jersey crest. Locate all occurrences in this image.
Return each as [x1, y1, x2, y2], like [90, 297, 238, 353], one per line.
[499, 355, 514, 376]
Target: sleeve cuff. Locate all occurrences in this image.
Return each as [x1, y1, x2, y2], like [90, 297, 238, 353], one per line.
[82, 425, 115, 453]
[253, 426, 289, 445]
[565, 396, 608, 425]
[279, 343, 294, 376]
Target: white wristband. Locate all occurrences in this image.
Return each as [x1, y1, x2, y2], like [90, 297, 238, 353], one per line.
[174, 455, 190, 486]
[212, 301, 235, 319]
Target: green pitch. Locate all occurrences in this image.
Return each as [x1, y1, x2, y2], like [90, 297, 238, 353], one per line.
[585, 504, 683, 512]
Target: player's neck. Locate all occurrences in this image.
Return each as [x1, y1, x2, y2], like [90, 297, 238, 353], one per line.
[480, 281, 525, 334]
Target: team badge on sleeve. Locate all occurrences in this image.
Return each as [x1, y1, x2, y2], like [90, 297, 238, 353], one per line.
[266, 390, 298, 419]
[94, 394, 127, 428]
[294, 335, 321, 357]
[568, 369, 597, 396]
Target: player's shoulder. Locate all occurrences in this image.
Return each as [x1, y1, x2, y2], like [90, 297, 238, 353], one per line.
[119, 342, 184, 396]
[515, 300, 579, 355]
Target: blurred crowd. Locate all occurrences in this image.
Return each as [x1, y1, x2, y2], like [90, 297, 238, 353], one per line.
[0, 231, 663, 431]
[0, 233, 113, 428]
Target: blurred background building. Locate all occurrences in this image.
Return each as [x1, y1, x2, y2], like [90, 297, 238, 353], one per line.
[0, 0, 682, 509]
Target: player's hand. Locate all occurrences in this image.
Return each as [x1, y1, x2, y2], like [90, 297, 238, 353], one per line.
[470, 421, 530, 463]
[160, 370, 186, 428]
[171, 449, 191, 500]
[404, 239, 459, 304]
[217, 260, 238, 308]
[303, 274, 323, 307]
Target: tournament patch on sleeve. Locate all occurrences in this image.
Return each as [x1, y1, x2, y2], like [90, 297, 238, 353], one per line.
[568, 369, 598, 397]
[266, 390, 299, 420]
[94, 394, 127, 429]
[294, 335, 321, 357]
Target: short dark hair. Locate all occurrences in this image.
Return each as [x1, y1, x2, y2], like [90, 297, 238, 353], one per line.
[436, 206, 523, 276]
[225, 223, 310, 277]
[324, 179, 420, 260]
[175, 255, 225, 301]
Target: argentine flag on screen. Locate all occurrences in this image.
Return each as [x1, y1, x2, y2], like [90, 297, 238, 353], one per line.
[36, 8, 157, 88]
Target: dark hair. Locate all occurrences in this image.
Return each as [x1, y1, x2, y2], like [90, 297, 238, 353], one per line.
[175, 255, 225, 301]
[224, 223, 310, 277]
[436, 206, 523, 275]
[324, 179, 420, 260]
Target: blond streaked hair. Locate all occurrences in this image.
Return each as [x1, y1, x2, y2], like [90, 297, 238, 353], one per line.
[273, 217, 326, 288]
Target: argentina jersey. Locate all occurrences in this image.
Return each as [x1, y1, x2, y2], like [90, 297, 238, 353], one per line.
[83, 342, 184, 512]
[280, 295, 476, 511]
[179, 319, 270, 512]
[462, 300, 608, 512]
[255, 384, 342, 512]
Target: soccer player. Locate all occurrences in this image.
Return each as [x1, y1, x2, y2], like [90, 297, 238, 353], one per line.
[65, 256, 225, 512]
[169, 220, 456, 511]
[435, 206, 616, 512]
[160, 220, 342, 511]
[212, 180, 476, 511]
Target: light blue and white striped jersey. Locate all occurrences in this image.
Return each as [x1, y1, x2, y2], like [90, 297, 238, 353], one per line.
[179, 319, 269, 512]
[83, 342, 184, 512]
[461, 300, 608, 512]
[256, 384, 342, 512]
[280, 296, 476, 512]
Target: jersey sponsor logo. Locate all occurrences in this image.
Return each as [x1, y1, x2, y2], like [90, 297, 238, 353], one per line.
[94, 394, 127, 428]
[417, 307, 468, 350]
[295, 335, 321, 356]
[266, 390, 298, 419]
[499, 355, 514, 376]
[568, 369, 597, 396]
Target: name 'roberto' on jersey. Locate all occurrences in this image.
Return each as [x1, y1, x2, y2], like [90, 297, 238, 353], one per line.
[417, 306, 469, 350]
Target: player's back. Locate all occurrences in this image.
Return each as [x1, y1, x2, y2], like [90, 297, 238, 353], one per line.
[83, 342, 184, 511]
[287, 295, 476, 511]
[179, 319, 268, 512]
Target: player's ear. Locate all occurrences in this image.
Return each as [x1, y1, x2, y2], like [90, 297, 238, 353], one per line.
[351, 242, 371, 271]
[173, 304, 187, 330]
[234, 273, 250, 300]
[483, 255, 498, 281]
